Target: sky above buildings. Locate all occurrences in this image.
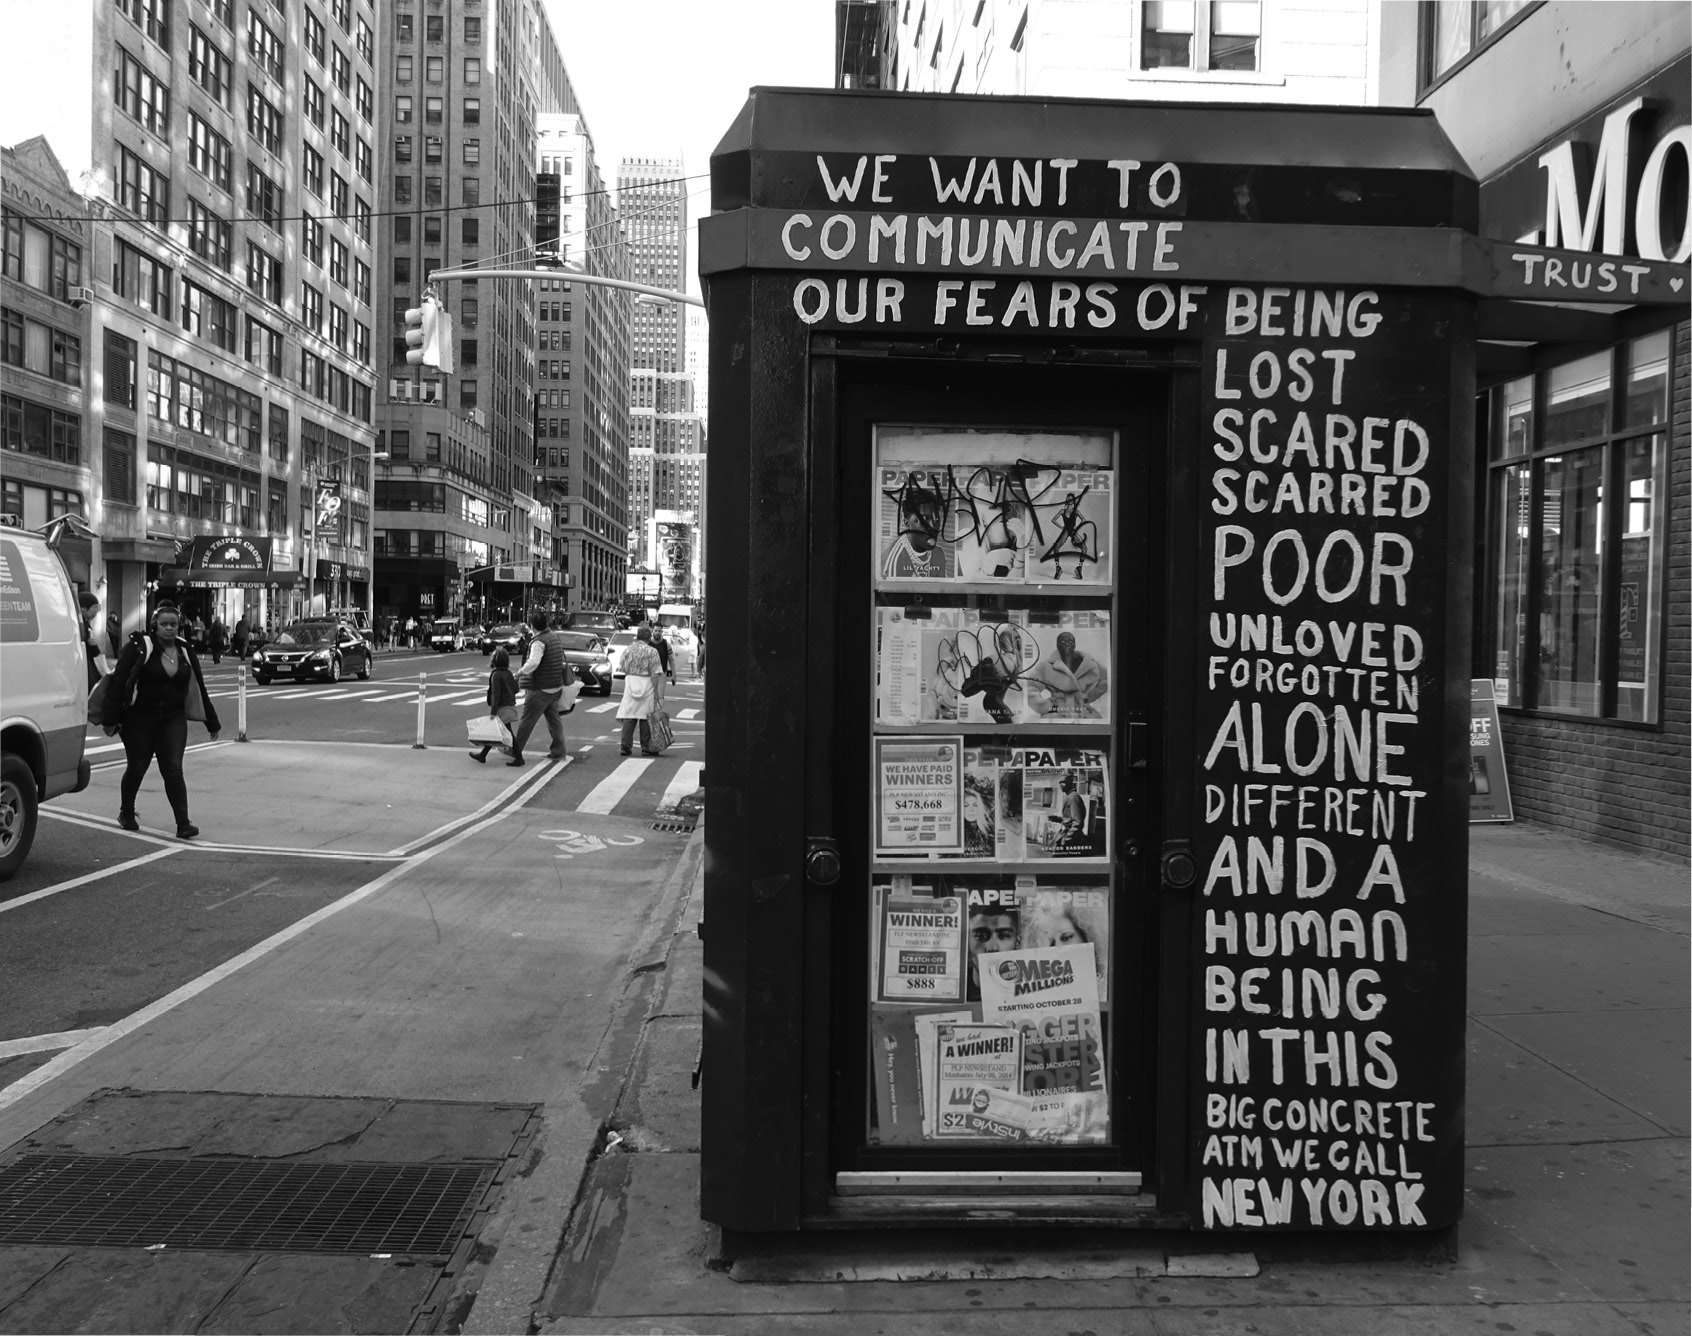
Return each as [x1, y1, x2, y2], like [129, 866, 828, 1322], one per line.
[543, 0, 836, 292]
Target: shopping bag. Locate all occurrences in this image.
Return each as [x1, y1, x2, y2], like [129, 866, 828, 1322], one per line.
[647, 708, 674, 755]
[558, 680, 583, 713]
[467, 715, 512, 746]
[86, 674, 111, 726]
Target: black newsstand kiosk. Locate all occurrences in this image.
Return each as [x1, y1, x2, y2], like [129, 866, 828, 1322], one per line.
[697, 89, 1688, 1240]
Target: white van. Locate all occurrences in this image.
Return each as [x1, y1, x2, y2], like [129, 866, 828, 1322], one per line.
[0, 524, 91, 879]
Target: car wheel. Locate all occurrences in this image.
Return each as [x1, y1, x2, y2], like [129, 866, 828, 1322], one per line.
[599, 680, 613, 696]
[0, 753, 40, 882]
[357, 653, 372, 681]
[254, 673, 271, 685]
[328, 655, 342, 683]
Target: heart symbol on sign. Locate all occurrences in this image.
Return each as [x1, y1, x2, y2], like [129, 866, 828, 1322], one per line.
[1672, 277, 1685, 292]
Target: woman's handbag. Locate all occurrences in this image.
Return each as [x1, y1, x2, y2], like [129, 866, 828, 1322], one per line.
[647, 708, 674, 755]
[467, 715, 512, 746]
[86, 675, 111, 726]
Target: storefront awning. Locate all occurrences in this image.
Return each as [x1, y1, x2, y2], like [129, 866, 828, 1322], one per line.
[161, 568, 299, 588]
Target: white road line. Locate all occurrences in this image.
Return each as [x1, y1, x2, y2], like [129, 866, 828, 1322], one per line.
[659, 761, 703, 810]
[0, 761, 562, 1114]
[587, 702, 617, 714]
[262, 688, 319, 700]
[85, 742, 126, 755]
[578, 758, 651, 814]
[314, 689, 374, 700]
[384, 753, 568, 856]
[0, 846, 182, 915]
[676, 709, 701, 720]
[0, 1029, 108, 1060]
[362, 693, 419, 703]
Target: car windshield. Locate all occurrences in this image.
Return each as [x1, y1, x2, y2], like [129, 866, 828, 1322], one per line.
[432, 620, 458, 633]
[610, 632, 636, 646]
[493, 624, 522, 636]
[557, 632, 603, 651]
[275, 623, 333, 646]
[658, 615, 689, 629]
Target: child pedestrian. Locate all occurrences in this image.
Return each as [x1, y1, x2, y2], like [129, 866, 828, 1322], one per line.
[470, 647, 519, 763]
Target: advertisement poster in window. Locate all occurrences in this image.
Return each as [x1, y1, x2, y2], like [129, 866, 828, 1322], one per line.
[874, 736, 964, 856]
[1469, 679, 1514, 822]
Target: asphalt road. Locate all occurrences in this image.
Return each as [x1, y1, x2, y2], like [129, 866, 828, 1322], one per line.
[0, 650, 707, 1099]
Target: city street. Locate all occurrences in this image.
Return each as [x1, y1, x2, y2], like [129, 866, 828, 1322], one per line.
[0, 657, 705, 1331]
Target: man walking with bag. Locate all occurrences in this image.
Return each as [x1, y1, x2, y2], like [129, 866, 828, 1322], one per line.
[505, 611, 573, 766]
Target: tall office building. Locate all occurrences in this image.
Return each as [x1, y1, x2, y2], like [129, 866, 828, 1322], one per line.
[618, 156, 704, 596]
[2, 0, 382, 631]
[536, 112, 633, 617]
[840, 0, 1376, 103]
[373, 0, 568, 622]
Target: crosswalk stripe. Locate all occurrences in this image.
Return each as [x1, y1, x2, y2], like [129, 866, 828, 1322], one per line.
[660, 761, 703, 810]
[316, 689, 374, 700]
[586, 701, 617, 714]
[676, 708, 700, 720]
[264, 689, 318, 699]
[578, 758, 651, 814]
[362, 693, 417, 703]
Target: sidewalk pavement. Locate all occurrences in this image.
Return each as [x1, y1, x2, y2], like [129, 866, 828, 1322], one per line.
[529, 821, 1689, 1336]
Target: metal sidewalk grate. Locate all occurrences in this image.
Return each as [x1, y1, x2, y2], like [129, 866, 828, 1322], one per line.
[0, 1155, 497, 1257]
[651, 816, 697, 833]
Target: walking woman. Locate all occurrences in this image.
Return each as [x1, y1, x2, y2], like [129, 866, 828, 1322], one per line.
[469, 647, 519, 763]
[101, 601, 221, 839]
[615, 624, 665, 756]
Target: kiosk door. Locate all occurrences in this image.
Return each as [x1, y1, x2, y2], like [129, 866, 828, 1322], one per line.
[826, 361, 1169, 1206]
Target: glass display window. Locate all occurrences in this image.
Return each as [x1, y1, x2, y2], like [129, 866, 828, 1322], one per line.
[865, 425, 1125, 1152]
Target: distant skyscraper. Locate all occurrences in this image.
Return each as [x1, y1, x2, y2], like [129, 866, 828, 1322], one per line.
[618, 157, 703, 593]
[373, 0, 570, 621]
[537, 112, 633, 615]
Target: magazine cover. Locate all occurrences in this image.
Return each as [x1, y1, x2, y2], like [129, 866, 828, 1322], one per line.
[932, 1022, 1024, 1139]
[978, 942, 1110, 1144]
[914, 1009, 975, 1137]
[875, 889, 968, 1003]
[869, 1005, 941, 1145]
[875, 460, 1114, 587]
[874, 736, 964, 856]
[876, 607, 1112, 727]
[1016, 746, 1109, 860]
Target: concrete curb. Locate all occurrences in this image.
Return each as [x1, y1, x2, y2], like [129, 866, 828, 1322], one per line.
[460, 819, 707, 1336]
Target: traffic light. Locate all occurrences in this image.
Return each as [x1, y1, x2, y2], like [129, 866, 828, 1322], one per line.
[403, 294, 455, 373]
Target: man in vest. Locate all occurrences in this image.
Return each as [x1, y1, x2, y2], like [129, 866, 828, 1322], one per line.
[505, 610, 572, 766]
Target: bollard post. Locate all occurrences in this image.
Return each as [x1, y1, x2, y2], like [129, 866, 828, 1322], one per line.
[237, 660, 249, 742]
[413, 671, 428, 749]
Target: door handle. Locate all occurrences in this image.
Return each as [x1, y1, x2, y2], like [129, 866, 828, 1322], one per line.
[1161, 839, 1198, 890]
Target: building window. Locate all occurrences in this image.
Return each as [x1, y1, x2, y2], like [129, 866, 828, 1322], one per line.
[304, 8, 325, 62]
[115, 0, 169, 47]
[1141, 0, 1260, 72]
[188, 114, 231, 190]
[302, 213, 324, 264]
[181, 280, 236, 351]
[105, 330, 138, 409]
[1486, 330, 1674, 724]
[301, 283, 323, 334]
[1, 309, 82, 385]
[244, 315, 283, 374]
[462, 177, 480, 206]
[188, 25, 232, 106]
[2, 394, 81, 464]
[118, 144, 169, 227]
[331, 109, 351, 158]
[331, 45, 351, 94]
[330, 237, 349, 288]
[188, 199, 231, 270]
[462, 138, 480, 165]
[331, 172, 349, 219]
[423, 215, 442, 245]
[460, 380, 477, 409]
[397, 13, 413, 42]
[393, 256, 411, 286]
[105, 429, 138, 505]
[1424, 0, 1534, 88]
[425, 13, 443, 41]
[247, 82, 282, 153]
[395, 176, 412, 205]
[462, 96, 480, 125]
[356, 75, 373, 122]
[426, 55, 443, 81]
[461, 217, 479, 245]
[353, 321, 370, 365]
[460, 338, 477, 367]
[355, 197, 372, 244]
[269, 403, 289, 465]
[329, 304, 348, 351]
[303, 142, 325, 196]
[246, 8, 284, 81]
[112, 237, 170, 316]
[425, 135, 442, 164]
[425, 96, 443, 124]
[425, 177, 442, 206]
[461, 297, 478, 329]
[397, 54, 412, 83]
[355, 137, 372, 183]
[356, 15, 374, 63]
[246, 241, 282, 302]
[354, 259, 372, 305]
[464, 57, 481, 84]
[303, 76, 325, 127]
[2, 211, 81, 303]
[396, 95, 413, 124]
[117, 46, 170, 135]
[246, 163, 283, 229]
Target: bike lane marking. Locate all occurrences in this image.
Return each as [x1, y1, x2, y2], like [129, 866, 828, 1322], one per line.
[0, 847, 182, 916]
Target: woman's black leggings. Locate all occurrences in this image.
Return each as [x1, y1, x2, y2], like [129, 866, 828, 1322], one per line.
[119, 711, 190, 824]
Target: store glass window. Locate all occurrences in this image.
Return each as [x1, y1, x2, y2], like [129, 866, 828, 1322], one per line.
[1426, 0, 1534, 86]
[1486, 330, 1674, 723]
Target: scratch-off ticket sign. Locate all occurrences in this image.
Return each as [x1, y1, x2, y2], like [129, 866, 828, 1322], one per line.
[875, 736, 964, 856]
[1468, 680, 1514, 823]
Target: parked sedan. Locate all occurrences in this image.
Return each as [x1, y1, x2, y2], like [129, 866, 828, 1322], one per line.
[557, 631, 614, 696]
[251, 621, 375, 684]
